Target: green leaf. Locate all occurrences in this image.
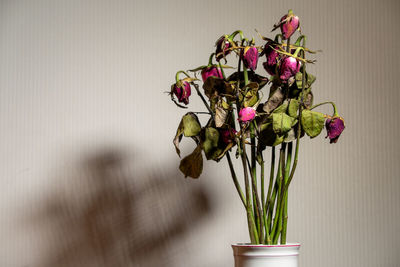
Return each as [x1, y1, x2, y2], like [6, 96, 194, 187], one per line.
[272, 113, 295, 135]
[301, 109, 325, 138]
[272, 100, 289, 114]
[295, 71, 316, 90]
[179, 145, 203, 178]
[288, 99, 300, 118]
[182, 113, 201, 137]
[202, 127, 221, 160]
[243, 84, 259, 107]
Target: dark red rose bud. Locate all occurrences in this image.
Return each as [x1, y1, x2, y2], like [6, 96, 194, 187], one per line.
[279, 56, 301, 81]
[242, 46, 259, 70]
[325, 116, 345, 144]
[201, 66, 223, 82]
[215, 36, 231, 61]
[262, 42, 280, 75]
[173, 81, 191, 105]
[279, 11, 300, 40]
[221, 128, 237, 144]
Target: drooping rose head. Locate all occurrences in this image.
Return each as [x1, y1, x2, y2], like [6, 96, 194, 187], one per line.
[201, 66, 223, 82]
[239, 107, 256, 122]
[279, 56, 301, 82]
[325, 116, 345, 143]
[221, 128, 237, 144]
[242, 46, 259, 71]
[279, 11, 300, 40]
[172, 81, 191, 105]
[262, 42, 280, 75]
[215, 36, 232, 61]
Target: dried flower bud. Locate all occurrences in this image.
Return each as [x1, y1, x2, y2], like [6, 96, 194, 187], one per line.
[239, 107, 256, 122]
[279, 56, 301, 81]
[242, 46, 259, 70]
[172, 81, 191, 105]
[221, 128, 237, 144]
[262, 42, 280, 75]
[325, 116, 345, 143]
[215, 36, 231, 61]
[201, 66, 223, 82]
[279, 11, 300, 40]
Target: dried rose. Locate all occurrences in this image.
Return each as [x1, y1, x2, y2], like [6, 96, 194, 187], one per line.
[215, 36, 231, 61]
[221, 128, 237, 144]
[279, 56, 301, 81]
[262, 42, 280, 75]
[242, 46, 259, 70]
[172, 81, 191, 105]
[201, 66, 223, 82]
[325, 116, 345, 143]
[279, 10, 300, 40]
[239, 107, 256, 122]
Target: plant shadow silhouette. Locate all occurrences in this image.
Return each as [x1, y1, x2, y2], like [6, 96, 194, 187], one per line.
[34, 149, 211, 267]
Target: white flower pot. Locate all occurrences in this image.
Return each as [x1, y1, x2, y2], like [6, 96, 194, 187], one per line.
[232, 243, 300, 267]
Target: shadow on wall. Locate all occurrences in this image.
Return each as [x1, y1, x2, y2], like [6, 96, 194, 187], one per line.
[34, 149, 212, 267]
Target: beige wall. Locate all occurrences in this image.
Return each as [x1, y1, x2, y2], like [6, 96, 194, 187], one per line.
[1, 0, 399, 266]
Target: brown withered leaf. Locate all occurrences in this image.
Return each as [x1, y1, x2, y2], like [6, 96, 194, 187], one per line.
[173, 120, 184, 157]
[263, 87, 284, 114]
[203, 76, 225, 98]
[215, 106, 227, 127]
[179, 145, 203, 178]
[303, 91, 313, 108]
[173, 113, 201, 157]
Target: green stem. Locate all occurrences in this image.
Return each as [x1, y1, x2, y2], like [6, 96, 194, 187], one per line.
[285, 40, 307, 193]
[229, 30, 244, 41]
[265, 147, 275, 244]
[260, 154, 269, 244]
[218, 61, 227, 80]
[250, 125, 264, 243]
[267, 151, 280, 235]
[175, 70, 191, 82]
[208, 53, 215, 66]
[243, 67, 249, 85]
[241, 132, 259, 244]
[281, 142, 293, 244]
[226, 152, 246, 208]
[310, 101, 338, 117]
[271, 144, 286, 243]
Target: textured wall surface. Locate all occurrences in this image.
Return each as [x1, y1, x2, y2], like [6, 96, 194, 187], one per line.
[1, 0, 399, 266]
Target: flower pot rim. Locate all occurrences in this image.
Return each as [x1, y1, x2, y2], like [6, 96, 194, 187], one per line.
[232, 242, 300, 248]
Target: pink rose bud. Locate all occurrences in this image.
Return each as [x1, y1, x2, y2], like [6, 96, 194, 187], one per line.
[279, 12, 300, 40]
[262, 42, 280, 75]
[279, 56, 301, 82]
[173, 81, 191, 105]
[221, 128, 237, 144]
[242, 46, 259, 70]
[325, 116, 345, 144]
[201, 66, 223, 82]
[215, 36, 231, 61]
[239, 107, 256, 122]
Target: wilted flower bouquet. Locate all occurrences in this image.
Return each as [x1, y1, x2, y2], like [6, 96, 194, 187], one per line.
[168, 10, 345, 245]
